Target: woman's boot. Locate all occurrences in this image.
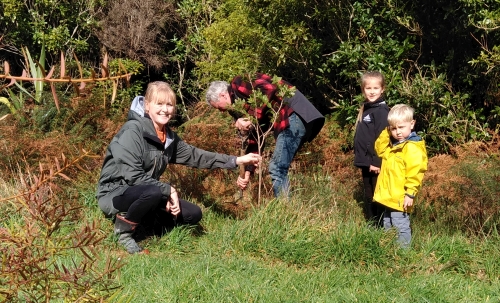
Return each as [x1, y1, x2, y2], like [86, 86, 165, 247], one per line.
[114, 213, 143, 254]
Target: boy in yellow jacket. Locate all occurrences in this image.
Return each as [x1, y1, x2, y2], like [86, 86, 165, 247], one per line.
[374, 104, 428, 248]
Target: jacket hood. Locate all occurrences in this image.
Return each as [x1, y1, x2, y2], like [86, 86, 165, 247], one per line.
[129, 96, 146, 118]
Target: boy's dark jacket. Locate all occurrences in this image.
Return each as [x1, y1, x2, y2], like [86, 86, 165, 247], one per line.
[353, 99, 390, 168]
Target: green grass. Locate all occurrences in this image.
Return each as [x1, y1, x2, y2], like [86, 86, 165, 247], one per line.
[106, 205, 500, 302]
[2, 165, 500, 302]
[85, 182, 500, 303]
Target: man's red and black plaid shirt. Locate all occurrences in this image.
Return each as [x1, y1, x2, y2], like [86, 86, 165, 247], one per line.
[230, 73, 295, 136]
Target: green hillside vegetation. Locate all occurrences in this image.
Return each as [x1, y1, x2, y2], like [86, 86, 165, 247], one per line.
[1, 109, 499, 302]
[1, 0, 500, 301]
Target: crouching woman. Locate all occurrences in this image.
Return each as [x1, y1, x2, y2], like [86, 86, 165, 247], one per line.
[96, 81, 260, 254]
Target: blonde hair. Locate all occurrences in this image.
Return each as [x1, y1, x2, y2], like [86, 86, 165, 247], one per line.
[354, 71, 386, 130]
[387, 104, 415, 126]
[144, 81, 177, 112]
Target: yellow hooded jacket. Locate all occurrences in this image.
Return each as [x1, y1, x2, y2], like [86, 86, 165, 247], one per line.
[373, 129, 428, 213]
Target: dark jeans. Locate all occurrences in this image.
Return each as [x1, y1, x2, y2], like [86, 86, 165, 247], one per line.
[268, 113, 306, 197]
[112, 184, 202, 226]
[361, 166, 383, 225]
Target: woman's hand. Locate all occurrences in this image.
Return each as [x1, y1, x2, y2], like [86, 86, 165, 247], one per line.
[166, 186, 181, 216]
[236, 153, 261, 167]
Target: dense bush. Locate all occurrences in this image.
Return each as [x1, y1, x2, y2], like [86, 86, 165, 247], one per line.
[189, 0, 497, 152]
[2, 0, 499, 152]
[0, 0, 102, 56]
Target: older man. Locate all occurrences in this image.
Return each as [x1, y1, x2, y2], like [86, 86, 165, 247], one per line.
[206, 73, 324, 197]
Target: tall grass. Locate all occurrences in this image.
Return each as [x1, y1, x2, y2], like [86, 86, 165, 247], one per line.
[85, 168, 500, 303]
[104, 196, 500, 302]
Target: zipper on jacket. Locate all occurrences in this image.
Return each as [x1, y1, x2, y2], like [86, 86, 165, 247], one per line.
[151, 157, 157, 178]
[163, 149, 168, 169]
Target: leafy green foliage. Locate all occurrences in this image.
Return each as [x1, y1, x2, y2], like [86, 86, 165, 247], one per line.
[160, 0, 221, 118]
[198, 10, 267, 82]
[460, 0, 500, 127]
[1, 0, 499, 152]
[190, 0, 498, 152]
[0, 0, 103, 54]
[326, 1, 418, 124]
[96, 58, 144, 114]
[398, 67, 491, 153]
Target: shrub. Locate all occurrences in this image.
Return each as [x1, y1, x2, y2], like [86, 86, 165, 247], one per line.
[95, 0, 179, 70]
[0, 152, 123, 302]
[398, 67, 491, 154]
[418, 140, 500, 235]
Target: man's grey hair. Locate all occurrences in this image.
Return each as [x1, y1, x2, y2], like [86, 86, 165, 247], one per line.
[206, 81, 230, 105]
